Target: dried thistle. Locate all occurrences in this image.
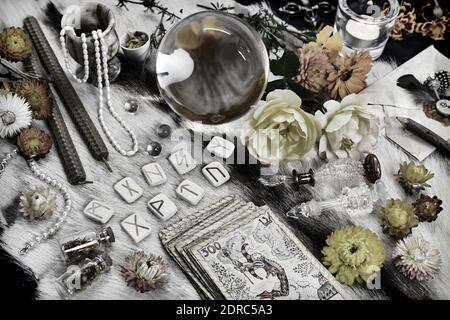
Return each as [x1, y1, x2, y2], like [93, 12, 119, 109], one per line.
[121, 251, 168, 292]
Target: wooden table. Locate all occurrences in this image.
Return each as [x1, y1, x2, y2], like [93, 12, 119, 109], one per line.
[1, 0, 449, 300]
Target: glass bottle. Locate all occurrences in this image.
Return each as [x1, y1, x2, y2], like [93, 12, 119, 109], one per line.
[55, 253, 113, 299]
[58, 227, 115, 264]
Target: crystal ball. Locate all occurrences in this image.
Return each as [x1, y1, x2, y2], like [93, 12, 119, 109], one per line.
[156, 11, 269, 124]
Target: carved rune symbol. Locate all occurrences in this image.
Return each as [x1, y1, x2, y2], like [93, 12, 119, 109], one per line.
[259, 214, 273, 226]
[122, 179, 139, 197]
[124, 215, 150, 236]
[175, 152, 190, 167]
[86, 202, 109, 219]
[146, 166, 164, 182]
[148, 199, 165, 217]
[205, 166, 226, 183]
[179, 183, 199, 196]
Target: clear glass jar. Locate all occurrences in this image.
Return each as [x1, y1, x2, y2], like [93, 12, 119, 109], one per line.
[55, 253, 113, 299]
[334, 0, 400, 60]
[58, 227, 115, 264]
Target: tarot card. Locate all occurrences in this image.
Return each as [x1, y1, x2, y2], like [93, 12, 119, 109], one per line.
[176, 203, 263, 298]
[159, 195, 237, 243]
[162, 197, 248, 298]
[189, 208, 353, 300]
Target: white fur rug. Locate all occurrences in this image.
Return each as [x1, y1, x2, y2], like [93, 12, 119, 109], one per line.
[1, 0, 449, 300]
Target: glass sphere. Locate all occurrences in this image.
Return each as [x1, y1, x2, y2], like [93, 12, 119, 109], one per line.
[156, 11, 269, 124]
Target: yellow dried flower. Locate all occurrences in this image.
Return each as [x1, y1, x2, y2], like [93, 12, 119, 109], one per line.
[305, 25, 343, 62]
[380, 199, 419, 239]
[0, 27, 32, 62]
[327, 50, 372, 100]
[397, 161, 434, 194]
[175, 15, 224, 50]
[322, 225, 385, 286]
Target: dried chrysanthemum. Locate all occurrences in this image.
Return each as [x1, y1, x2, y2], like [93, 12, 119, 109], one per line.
[305, 25, 343, 62]
[121, 251, 168, 292]
[295, 46, 332, 93]
[0, 81, 14, 95]
[14, 80, 53, 120]
[19, 186, 57, 219]
[327, 50, 372, 100]
[415, 16, 449, 41]
[386, 2, 417, 40]
[397, 161, 434, 194]
[392, 235, 441, 281]
[322, 225, 385, 286]
[380, 198, 419, 239]
[0, 27, 32, 62]
[0, 93, 32, 138]
[413, 194, 443, 223]
[16, 127, 53, 159]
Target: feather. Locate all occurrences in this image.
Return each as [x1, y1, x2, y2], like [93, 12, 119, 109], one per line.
[397, 74, 435, 105]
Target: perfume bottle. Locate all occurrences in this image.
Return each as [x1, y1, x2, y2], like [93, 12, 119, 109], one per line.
[58, 227, 115, 264]
[259, 158, 366, 189]
[286, 183, 378, 218]
[55, 253, 112, 299]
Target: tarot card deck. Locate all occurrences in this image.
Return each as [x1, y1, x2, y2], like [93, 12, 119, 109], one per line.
[159, 196, 352, 300]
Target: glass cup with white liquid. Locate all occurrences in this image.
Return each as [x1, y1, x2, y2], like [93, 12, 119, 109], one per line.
[334, 0, 400, 60]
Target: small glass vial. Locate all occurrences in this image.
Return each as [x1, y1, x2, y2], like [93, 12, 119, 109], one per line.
[55, 253, 113, 299]
[58, 227, 115, 264]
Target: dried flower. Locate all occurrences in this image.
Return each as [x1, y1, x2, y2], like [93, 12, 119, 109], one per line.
[413, 194, 443, 223]
[241, 89, 321, 164]
[380, 199, 419, 239]
[175, 15, 223, 50]
[19, 186, 56, 219]
[315, 94, 383, 160]
[327, 50, 372, 100]
[14, 80, 53, 120]
[16, 127, 53, 159]
[388, 2, 417, 40]
[0, 93, 32, 138]
[305, 25, 343, 62]
[0, 27, 32, 62]
[122, 251, 168, 292]
[416, 16, 449, 41]
[397, 161, 434, 194]
[124, 32, 148, 49]
[322, 225, 385, 286]
[295, 45, 332, 92]
[392, 235, 441, 281]
[0, 81, 14, 95]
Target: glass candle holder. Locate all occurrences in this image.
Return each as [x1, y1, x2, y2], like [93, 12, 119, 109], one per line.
[334, 0, 399, 60]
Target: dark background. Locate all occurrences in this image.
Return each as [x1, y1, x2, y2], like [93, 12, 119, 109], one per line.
[1, 0, 449, 300]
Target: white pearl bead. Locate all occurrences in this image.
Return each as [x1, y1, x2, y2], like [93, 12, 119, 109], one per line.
[48, 228, 55, 234]
[42, 232, 48, 239]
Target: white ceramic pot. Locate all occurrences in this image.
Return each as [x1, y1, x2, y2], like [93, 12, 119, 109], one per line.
[120, 31, 150, 63]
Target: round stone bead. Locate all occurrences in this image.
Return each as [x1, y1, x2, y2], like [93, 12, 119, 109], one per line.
[156, 124, 172, 138]
[146, 141, 162, 157]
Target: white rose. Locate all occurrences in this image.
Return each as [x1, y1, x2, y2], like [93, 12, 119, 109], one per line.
[315, 94, 383, 160]
[241, 89, 321, 164]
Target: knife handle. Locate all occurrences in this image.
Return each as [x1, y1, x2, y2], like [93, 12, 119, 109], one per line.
[403, 119, 450, 159]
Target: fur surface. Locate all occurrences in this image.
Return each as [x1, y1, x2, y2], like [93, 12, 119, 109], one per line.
[0, 0, 449, 300]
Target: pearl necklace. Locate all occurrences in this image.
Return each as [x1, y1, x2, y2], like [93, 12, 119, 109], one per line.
[0, 150, 72, 255]
[60, 26, 139, 157]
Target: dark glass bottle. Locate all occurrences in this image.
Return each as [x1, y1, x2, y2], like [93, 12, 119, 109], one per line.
[55, 253, 113, 298]
[58, 227, 115, 264]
